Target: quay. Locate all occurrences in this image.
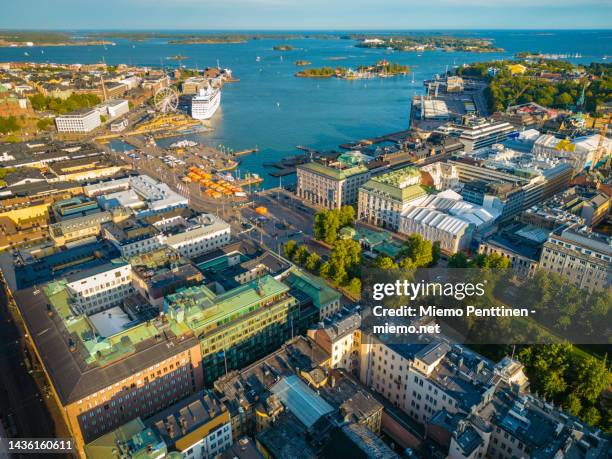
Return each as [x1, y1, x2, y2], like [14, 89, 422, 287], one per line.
[233, 147, 259, 157]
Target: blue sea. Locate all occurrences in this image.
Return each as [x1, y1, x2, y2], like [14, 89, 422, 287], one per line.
[1, 30, 610, 186]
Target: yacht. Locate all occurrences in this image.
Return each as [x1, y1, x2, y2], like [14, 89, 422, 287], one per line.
[190, 86, 221, 120]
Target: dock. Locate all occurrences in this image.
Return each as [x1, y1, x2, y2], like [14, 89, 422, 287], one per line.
[234, 147, 259, 157]
[339, 129, 413, 149]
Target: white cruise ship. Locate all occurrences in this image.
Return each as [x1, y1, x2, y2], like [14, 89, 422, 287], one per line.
[190, 86, 221, 120]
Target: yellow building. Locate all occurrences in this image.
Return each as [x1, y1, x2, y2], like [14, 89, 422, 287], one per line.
[507, 64, 527, 75]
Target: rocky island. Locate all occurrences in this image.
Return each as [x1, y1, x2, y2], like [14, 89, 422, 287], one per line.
[353, 35, 504, 53]
[296, 60, 409, 79]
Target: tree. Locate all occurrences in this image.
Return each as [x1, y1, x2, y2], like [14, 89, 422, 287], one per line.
[313, 209, 341, 244]
[372, 255, 397, 270]
[431, 241, 441, 266]
[565, 393, 582, 417]
[347, 278, 361, 297]
[292, 246, 310, 265]
[555, 92, 574, 107]
[581, 406, 602, 426]
[573, 356, 610, 404]
[339, 205, 355, 227]
[448, 252, 469, 268]
[399, 234, 433, 267]
[304, 252, 322, 273]
[283, 240, 297, 259]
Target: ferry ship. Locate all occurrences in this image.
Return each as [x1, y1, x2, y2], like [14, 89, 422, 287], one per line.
[190, 86, 221, 120]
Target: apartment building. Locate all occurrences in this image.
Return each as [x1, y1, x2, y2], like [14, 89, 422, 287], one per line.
[308, 305, 361, 376]
[358, 166, 429, 231]
[539, 223, 612, 292]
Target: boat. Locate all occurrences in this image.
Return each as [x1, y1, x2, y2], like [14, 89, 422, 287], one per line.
[170, 139, 198, 148]
[256, 56, 261, 62]
[190, 86, 221, 120]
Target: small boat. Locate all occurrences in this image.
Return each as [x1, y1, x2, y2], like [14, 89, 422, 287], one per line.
[256, 56, 261, 62]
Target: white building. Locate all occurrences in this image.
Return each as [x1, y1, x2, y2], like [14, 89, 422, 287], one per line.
[87, 175, 188, 217]
[103, 219, 164, 258]
[105, 99, 130, 119]
[162, 214, 231, 259]
[308, 306, 361, 376]
[399, 190, 498, 254]
[454, 118, 514, 152]
[65, 261, 133, 315]
[539, 223, 612, 292]
[420, 162, 460, 191]
[358, 166, 428, 231]
[532, 133, 612, 172]
[296, 161, 372, 210]
[55, 108, 101, 133]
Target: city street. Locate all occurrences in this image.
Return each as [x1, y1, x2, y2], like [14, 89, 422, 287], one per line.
[0, 281, 69, 458]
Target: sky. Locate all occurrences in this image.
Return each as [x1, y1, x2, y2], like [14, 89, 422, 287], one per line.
[1, 0, 611, 30]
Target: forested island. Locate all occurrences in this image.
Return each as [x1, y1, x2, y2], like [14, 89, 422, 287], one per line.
[0, 31, 112, 47]
[353, 34, 503, 53]
[457, 60, 611, 114]
[273, 44, 294, 51]
[297, 61, 409, 79]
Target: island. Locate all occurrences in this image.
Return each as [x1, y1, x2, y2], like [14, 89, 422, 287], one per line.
[0, 31, 113, 47]
[273, 44, 294, 51]
[295, 60, 312, 66]
[353, 35, 504, 53]
[296, 61, 409, 79]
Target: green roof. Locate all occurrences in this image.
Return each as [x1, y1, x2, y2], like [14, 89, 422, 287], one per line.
[362, 166, 428, 202]
[166, 275, 290, 333]
[298, 161, 369, 181]
[371, 167, 420, 187]
[362, 182, 428, 202]
[85, 418, 167, 459]
[285, 268, 340, 309]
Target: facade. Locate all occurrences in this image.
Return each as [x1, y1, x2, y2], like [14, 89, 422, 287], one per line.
[103, 218, 164, 258]
[399, 189, 498, 254]
[148, 391, 232, 459]
[165, 275, 317, 385]
[358, 166, 428, 231]
[539, 223, 612, 292]
[454, 118, 514, 152]
[104, 99, 129, 119]
[15, 284, 204, 457]
[420, 161, 459, 191]
[163, 214, 231, 259]
[532, 133, 612, 172]
[450, 145, 574, 220]
[296, 161, 371, 210]
[65, 260, 134, 315]
[55, 108, 101, 133]
[478, 223, 548, 278]
[308, 305, 361, 376]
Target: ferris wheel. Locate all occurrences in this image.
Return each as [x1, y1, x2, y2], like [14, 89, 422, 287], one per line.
[154, 87, 179, 113]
